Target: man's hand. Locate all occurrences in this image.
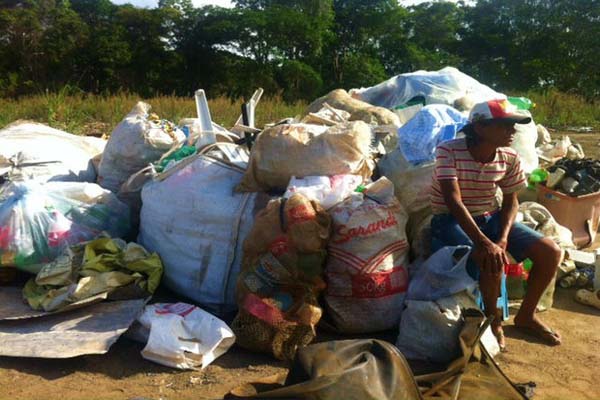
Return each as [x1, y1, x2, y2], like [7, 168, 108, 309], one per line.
[473, 238, 508, 275]
[496, 237, 508, 251]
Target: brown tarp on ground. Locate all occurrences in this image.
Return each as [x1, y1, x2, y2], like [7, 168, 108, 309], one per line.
[415, 309, 527, 400]
[227, 309, 527, 400]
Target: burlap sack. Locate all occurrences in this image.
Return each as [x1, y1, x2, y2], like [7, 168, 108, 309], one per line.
[324, 177, 409, 333]
[231, 193, 331, 360]
[307, 89, 401, 126]
[236, 121, 373, 193]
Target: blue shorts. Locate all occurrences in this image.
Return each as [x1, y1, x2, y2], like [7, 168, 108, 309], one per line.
[430, 212, 544, 280]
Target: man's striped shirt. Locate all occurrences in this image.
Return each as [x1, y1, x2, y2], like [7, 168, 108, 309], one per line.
[431, 138, 526, 216]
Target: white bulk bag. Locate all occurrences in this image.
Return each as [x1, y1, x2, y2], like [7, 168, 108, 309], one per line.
[138, 153, 265, 315]
[0, 122, 105, 183]
[98, 102, 185, 193]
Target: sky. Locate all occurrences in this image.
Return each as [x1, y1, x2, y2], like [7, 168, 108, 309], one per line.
[109, 0, 434, 9]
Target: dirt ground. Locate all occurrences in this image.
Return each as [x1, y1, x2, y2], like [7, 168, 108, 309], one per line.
[1, 132, 599, 400]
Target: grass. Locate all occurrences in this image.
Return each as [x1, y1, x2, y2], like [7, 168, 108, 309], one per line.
[0, 91, 308, 136]
[0, 89, 597, 136]
[515, 89, 600, 130]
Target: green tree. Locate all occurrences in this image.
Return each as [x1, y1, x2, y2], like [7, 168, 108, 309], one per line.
[0, 0, 87, 95]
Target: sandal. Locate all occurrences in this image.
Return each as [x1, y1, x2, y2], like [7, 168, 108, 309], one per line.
[575, 289, 600, 310]
[514, 324, 562, 346]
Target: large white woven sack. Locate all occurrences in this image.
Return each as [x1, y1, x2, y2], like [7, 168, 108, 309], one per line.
[98, 102, 185, 193]
[0, 122, 105, 183]
[138, 154, 265, 315]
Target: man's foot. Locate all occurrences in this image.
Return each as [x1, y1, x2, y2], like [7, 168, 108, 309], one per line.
[514, 314, 562, 346]
[491, 320, 506, 351]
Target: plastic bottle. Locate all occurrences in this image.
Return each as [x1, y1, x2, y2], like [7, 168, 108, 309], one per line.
[561, 177, 579, 195]
[528, 169, 548, 188]
[508, 96, 534, 110]
[560, 270, 581, 288]
[505, 262, 527, 299]
[576, 267, 594, 287]
[546, 167, 566, 189]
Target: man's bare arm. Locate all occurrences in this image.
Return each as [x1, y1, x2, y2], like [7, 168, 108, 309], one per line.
[439, 179, 508, 273]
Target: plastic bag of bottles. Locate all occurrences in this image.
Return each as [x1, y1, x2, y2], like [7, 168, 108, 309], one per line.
[0, 181, 130, 274]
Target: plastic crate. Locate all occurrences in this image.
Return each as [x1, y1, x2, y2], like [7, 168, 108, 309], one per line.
[537, 184, 600, 248]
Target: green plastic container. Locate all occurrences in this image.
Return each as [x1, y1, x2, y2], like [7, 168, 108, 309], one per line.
[508, 96, 534, 110]
[528, 168, 548, 188]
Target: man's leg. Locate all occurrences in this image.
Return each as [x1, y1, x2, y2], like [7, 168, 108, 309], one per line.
[478, 263, 502, 325]
[431, 214, 504, 346]
[504, 221, 562, 345]
[514, 237, 562, 344]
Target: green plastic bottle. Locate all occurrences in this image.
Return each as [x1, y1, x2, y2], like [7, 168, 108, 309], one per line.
[528, 168, 548, 189]
[508, 96, 534, 110]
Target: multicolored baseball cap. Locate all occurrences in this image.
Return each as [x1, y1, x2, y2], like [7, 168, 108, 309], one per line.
[468, 99, 532, 124]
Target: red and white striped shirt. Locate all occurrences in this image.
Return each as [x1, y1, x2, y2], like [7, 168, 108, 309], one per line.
[431, 138, 526, 216]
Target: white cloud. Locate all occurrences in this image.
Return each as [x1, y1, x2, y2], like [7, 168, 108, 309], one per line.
[110, 0, 233, 8]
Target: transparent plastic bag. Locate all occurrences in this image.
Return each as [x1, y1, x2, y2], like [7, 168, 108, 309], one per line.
[0, 181, 130, 273]
[354, 67, 505, 110]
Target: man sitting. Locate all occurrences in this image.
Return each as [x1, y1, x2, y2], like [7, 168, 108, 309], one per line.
[430, 99, 562, 350]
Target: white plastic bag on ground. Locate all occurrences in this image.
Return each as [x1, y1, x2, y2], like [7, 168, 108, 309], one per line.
[0, 122, 105, 183]
[510, 111, 538, 173]
[138, 303, 235, 369]
[324, 177, 409, 333]
[98, 102, 186, 193]
[353, 67, 505, 110]
[284, 175, 363, 210]
[138, 152, 267, 315]
[236, 121, 373, 193]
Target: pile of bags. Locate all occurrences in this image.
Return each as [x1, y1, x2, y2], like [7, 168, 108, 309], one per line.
[1, 64, 559, 367]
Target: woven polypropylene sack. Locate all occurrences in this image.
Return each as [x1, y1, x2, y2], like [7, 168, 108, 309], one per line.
[98, 102, 185, 193]
[324, 177, 409, 333]
[0, 122, 105, 183]
[236, 121, 373, 193]
[138, 154, 264, 315]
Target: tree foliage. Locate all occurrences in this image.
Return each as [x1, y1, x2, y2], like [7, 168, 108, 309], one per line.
[0, 0, 598, 100]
